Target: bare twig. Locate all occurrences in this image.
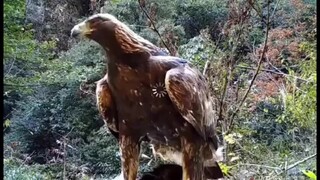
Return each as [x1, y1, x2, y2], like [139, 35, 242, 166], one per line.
[219, 0, 252, 163]
[62, 128, 74, 180]
[284, 153, 317, 171]
[227, 0, 271, 132]
[236, 65, 310, 82]
[63, 138, 67, 180]
[238, 154, 316, 175]
[202, 34, 222, 76]
[202, 60, 210, 76]
[219, 67, 229, 122]
[247, 0, 264, 21]
[268, 59, 310, 82]
[220, 0, 251, 121]
[4, 83, 41, 87]
[235, 141, 261, 160]
[138, 0, 173, 55]
[270, 0, 280, 22]
[239, 163, 281, 170]
[5, 49, 17, 76]
[18, 151, 35, 168]
[284, 156, 288, 178]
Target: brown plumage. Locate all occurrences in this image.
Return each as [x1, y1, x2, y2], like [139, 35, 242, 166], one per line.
[71, 13, 223, 180]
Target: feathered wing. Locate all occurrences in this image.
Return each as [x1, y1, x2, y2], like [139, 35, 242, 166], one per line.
[96, 75, 119, 139]
[164, 65, 217, 144]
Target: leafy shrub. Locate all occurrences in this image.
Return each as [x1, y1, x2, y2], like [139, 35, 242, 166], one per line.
[80, 127, 120, 177]
[278, 41, 316, 129]
[175, 0, 227, 39]
[4, 158, 52, 180]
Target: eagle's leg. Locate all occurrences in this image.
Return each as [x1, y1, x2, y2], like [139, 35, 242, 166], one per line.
[119, 135, 140, 180]
[181, 136, 205, 180]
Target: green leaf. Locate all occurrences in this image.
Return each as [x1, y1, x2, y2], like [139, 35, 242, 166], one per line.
[4, 119, 11, 128]
[303, 170, 317, 180]
[218, 162, 233, 176]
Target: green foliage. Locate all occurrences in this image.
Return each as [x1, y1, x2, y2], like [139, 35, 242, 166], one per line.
[279, 42, 316, 129]
[179, 33, 223, 71]
[218, 162, 234, 177]
[5, 39, 107, 163]
[4, 158, 52, 180]
[81, 127, 120, 177]
[175, 0, 228, 39]
[3, 0, 56, 129]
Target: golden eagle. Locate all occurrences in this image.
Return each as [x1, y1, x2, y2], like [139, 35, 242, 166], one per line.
[71, 13, 223, 180]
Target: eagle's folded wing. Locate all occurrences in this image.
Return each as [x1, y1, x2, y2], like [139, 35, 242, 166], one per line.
[96, 75, 119, 139]
[164, 65, 210, 140]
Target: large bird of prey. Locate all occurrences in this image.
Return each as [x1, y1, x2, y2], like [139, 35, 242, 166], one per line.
[71, 13, 223, 180]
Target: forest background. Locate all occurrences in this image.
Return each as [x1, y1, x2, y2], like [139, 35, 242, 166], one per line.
[3, 0, 316, 179]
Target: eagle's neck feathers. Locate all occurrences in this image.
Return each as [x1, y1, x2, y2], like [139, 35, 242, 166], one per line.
[114, 24, 157, 54]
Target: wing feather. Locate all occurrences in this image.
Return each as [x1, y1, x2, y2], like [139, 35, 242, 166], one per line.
[96, 75, 119, 139]
[165, 65, 215, 140]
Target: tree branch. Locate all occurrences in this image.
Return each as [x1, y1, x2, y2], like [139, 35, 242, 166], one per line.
[235, 65, 310, 82]
[284, 153, 317, 172]
[202, 34, 222, 76]
[202, 60, 210, 76]
[138, 0, 173, 55]
[239, 163, 281, 170]
[227, 0, 271, 132]
[4, 83, 42, 87]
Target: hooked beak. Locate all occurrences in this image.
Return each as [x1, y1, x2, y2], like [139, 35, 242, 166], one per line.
[70, 21, 91, 38]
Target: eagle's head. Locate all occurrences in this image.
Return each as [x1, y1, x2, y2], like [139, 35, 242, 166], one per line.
[71, 13, 157, 54]
[71, 14, 119, 45]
